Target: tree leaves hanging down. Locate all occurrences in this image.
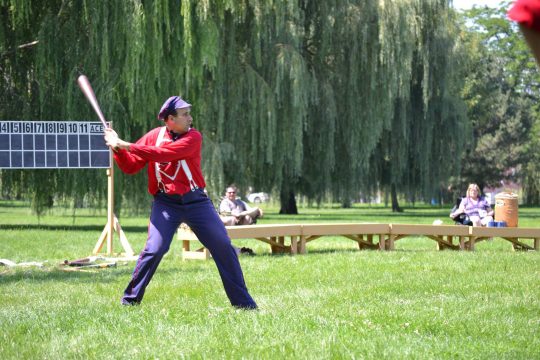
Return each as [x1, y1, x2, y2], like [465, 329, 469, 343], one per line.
[0, 0, 467, 214]
[0, 0, 183, 215]
[369, 0, 468, 211]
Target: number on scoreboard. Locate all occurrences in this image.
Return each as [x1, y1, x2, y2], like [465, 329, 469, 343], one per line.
[0, 121, 111, 169]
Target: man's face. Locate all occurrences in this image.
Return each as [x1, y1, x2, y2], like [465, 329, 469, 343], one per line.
[226, 188, 236, 200]
[166, 108, 192, 134]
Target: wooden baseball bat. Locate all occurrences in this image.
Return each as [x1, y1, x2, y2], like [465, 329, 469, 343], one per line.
[77, 75, 109, 128]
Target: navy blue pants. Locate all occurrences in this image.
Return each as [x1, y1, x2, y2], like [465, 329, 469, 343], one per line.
[121, 189, 257, 309]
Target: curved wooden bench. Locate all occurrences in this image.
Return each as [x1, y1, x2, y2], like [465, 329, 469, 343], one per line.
[177, 223, 540, 259]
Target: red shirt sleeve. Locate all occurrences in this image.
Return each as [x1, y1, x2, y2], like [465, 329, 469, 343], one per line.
[508, 0, 540, 32]
[129, 129, 201, 162]
[112, 131, 154, 174]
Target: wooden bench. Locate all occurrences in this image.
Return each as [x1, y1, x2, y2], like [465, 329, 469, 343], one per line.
[469, 226, 540, 251]
[179, 224, 302, 260]
[177, 223, 540, 259]
[388, 225, 540, 251]
[300, 223, 391, 253]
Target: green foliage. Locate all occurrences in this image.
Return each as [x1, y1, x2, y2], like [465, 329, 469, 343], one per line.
[456, 3, 540, 202]
[0, 0, 467, 213]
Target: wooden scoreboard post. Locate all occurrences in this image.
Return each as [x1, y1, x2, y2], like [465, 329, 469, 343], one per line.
[92, 162, 134, 256]
[0, 120, 134, 256]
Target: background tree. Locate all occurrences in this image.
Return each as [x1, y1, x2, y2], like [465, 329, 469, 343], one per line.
[0, 0, 468, 215]
[455, 3, 540, 202]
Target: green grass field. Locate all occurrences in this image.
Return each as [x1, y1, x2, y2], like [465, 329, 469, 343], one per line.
[1, 201, 539, 359]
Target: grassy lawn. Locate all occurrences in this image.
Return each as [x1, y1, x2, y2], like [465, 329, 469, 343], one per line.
[0, 201, 539, 359]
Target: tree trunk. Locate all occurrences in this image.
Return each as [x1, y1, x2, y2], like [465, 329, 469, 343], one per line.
[279, 189, 298, 214]
[391, 184, 403, 212]
[524, 177, 540, 205]
[341, 197, 351, 208]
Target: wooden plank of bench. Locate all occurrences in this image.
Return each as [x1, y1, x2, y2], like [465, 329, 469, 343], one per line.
[469, 227, 540, 251]
[177, 224, 303, 259]
[390, 224, 470, 236]
[301, 223, 390, 236]
[226, 224, 302, 238]
[300, 223, 390, 253]
[343, 235, 378, 249]
[425, 235, 460, 250]
[469, 227, 540, 238]
[389, 224, 470, 250]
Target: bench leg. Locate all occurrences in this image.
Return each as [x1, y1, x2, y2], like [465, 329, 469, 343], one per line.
[270, 236, 278, 254]
[299, 235, 306, 254]
[366, 234, 374, 250]
[279, 236, 287, 254]
[469, 237, 475, 251]
[290, 236, 298, 255]
[436, 236, 444, 250]
[182, 240, 190, 252]
[379, 234, 386, 250]
[182, 244, 211, 260]
[535, 238, 540, 251]
[387, 235, 395, 250]
[357, 235, 364, 250]
[459, 236, 465, 250]
[270, 236, 287, 254]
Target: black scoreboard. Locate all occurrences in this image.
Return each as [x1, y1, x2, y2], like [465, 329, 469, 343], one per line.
[0, 121, 111, 169]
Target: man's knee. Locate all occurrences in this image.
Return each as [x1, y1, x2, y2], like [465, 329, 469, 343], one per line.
[239, 216, 254, 225]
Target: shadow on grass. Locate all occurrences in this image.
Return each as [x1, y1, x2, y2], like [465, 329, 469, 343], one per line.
[0, 202, 29, 208]
[0, 224, 149, 232]
[295, 247, 441, 255]
[0, 267, 128, 284]
[0, 264, 204, 284]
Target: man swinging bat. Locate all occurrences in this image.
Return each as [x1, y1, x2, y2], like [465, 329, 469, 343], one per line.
[78, 76, 257, 308]
[104, 96, 257, 308]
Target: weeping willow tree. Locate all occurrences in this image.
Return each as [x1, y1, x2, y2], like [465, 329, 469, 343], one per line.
[367, 0, 470, 211]
[0, 0, 467, 215]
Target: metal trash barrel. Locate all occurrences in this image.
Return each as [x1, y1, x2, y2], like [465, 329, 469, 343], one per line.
[494, 192, 519, 227]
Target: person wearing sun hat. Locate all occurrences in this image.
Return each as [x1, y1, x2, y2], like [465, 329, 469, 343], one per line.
[103, 96, 257, 309]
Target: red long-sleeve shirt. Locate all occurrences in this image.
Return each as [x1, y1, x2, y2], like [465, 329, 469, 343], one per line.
[113, 127, 206, 195]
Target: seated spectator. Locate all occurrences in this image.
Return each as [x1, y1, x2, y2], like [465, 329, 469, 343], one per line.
[219, 186, 264, 226]
[450, 183, 494, 227]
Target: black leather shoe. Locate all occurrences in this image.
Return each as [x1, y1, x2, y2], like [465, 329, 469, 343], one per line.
[240, 247, 255, 255]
